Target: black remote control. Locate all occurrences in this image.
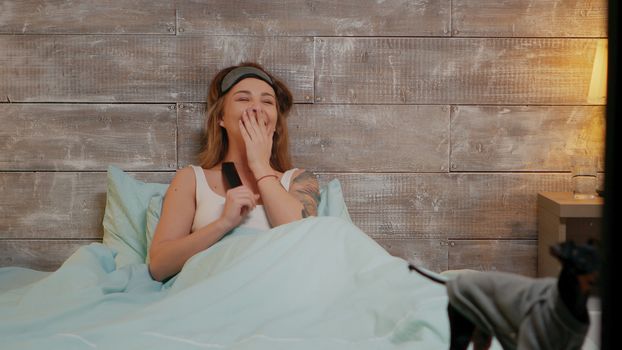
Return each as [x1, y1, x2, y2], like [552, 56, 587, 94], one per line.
[222, 162, 242, 189]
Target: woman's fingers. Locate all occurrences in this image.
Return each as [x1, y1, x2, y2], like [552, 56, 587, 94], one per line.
[241, 109, 273, 148]
[251, 109, 271, 136]
[240, 110, 252, 140]
[239, 118, 251, 143]
[243, 109, 261, 140]
[258, 109, 269, 127]
[259, 110, 272, 137]
[255, 110, 273, 142]
[222, 187, 258, 226]
[229, 186, 258, 207]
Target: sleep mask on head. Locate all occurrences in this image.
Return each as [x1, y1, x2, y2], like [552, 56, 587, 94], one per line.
[220, 66, 274, 95]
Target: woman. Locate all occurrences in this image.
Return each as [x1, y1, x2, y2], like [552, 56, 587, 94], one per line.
[148, 63, 320, 282]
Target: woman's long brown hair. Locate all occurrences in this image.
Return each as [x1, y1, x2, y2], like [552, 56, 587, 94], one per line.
[197, 62, 294, 172]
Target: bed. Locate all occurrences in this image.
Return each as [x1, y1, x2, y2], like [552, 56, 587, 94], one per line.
[0, 166, 597, 349]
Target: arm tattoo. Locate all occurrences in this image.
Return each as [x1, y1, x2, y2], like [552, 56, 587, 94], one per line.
[290, 170, 320, 218]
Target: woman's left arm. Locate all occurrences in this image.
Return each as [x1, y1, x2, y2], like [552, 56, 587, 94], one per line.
[256, 169, 320, 227]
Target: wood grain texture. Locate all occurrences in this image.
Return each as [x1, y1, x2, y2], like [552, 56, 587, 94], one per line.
[177, 103, 206, 168]
[452, 0, 607, 38]
[289, 104, 449, 172]
[315, 37, 603, 105]
[0, 35, 313, 103]
[0, 104, 177, 171]
[0, 0, 175, 34]
[177, 103, 450, 172]
[0, 172, 174, 239]
[177, 0, 450, 36]
[566, 218, 602, 244]
[375, 238, 448, 273]
[0, 240, 96, 271]
[318, 173, 572, 240]
[450, 105, 606, 171]
[448, 240, 537, 277]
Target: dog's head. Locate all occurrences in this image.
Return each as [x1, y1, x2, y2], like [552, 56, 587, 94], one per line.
[550, 240, 600, 294]
[550, 240, 600, 274]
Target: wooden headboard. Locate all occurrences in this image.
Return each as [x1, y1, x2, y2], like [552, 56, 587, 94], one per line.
[0, 1, 607, 276]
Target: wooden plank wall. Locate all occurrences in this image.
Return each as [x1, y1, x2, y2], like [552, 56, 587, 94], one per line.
[0, 0, 607, 276]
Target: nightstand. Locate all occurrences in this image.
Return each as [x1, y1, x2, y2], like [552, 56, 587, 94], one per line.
[537, 192, 603, 277]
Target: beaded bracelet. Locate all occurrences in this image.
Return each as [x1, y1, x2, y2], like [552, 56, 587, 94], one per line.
[256, 174, 278, 183]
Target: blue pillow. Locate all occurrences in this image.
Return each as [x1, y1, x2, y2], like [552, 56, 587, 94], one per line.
[102, 166, 168, 268]
[317, 179, 352, 223]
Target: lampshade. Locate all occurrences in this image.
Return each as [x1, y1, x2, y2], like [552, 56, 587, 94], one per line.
[587, 39, 608, 105]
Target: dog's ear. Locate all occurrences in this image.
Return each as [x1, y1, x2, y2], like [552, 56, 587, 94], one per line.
[550, 241, 600, 274]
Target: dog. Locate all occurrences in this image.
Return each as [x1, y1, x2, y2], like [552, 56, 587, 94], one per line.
[408, 240, 599, 350]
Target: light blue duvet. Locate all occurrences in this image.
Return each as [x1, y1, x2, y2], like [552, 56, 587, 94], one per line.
[1, 217, 458, 349]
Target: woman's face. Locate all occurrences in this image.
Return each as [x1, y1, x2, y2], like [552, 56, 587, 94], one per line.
[219, 78, 278, 139]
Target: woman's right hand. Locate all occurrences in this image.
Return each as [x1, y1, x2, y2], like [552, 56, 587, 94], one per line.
[218, 186, 260, 232]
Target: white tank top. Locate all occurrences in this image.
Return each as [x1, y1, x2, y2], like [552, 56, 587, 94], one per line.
[189, 165, 298, 232]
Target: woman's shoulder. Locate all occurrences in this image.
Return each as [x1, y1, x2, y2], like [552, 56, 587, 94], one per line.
[168, 165, 199, 194]
[175, 165, 198, 179]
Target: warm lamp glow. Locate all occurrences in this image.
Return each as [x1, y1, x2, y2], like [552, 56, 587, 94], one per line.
[587, 39, 608, 104]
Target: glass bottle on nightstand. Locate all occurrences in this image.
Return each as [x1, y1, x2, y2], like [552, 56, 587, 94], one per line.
[571, 156, 598, 200]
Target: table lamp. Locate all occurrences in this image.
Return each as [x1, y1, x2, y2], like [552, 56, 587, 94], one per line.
[571, 39, 608, 199]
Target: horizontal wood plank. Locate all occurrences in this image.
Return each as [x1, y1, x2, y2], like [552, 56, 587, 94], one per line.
[2, 171, 577, 241]
[0, 104, 177, 171]
[0, 0, 175, 34]
[0, 240, 97, 271]
[315, 37, 604, 105]
[448, 240, 537, 277]
[375, 238, 448, 273]
[0, 172, 174, 239]
[318, 173, 573, 240]
[178, 0, 450, 36]
[289, 104, 449, 172]
[0, 36, 313, 103]
[452, 0, 607, 38]
[450, 105, 606, 171]
[178, 103, 450, 172]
